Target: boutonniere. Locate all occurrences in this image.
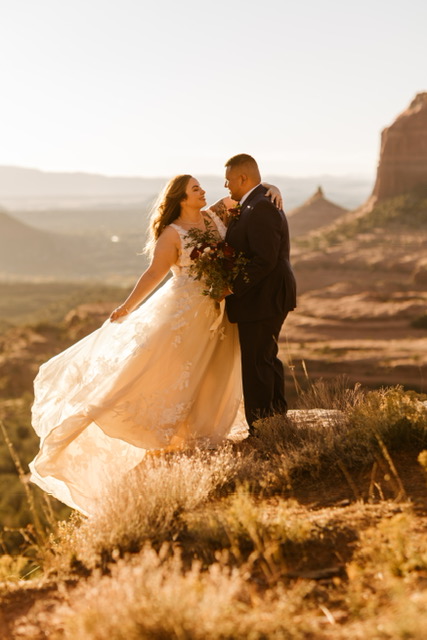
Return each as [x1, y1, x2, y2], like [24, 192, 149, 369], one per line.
[227, 203, 242, 221]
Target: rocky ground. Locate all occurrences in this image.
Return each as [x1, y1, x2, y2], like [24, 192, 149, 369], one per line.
[282, 282, 427, 400]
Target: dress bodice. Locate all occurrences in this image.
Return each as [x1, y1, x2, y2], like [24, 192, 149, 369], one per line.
[169, 209, 227, 277]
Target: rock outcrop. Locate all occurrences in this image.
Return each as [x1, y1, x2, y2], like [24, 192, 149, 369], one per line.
[372, 92, 427, 201]
[287, 186, 348, 236]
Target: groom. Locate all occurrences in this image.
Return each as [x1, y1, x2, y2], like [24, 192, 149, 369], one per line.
[224, 154, 297, 434]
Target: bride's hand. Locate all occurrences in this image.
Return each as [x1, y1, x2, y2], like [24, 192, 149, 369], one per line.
[215, 288, 233, 302]
[110, 304, 131, 323]
[263, 183, 283, 210]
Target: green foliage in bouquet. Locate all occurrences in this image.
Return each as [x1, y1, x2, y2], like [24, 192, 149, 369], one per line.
[185, 225, 248, 300]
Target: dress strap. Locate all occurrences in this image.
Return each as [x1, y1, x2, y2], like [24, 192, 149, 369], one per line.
[169, 223, 185, 235]
[170, 213, 226, 241]
[169, 223, 188, 248]
[204, 209, 227, 239]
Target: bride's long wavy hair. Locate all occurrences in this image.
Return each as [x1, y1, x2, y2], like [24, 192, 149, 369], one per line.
[145, 174, 192, 255]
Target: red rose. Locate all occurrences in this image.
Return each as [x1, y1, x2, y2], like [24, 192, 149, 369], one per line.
[222, 244, 235, 258]
[228, 205, 242, 220]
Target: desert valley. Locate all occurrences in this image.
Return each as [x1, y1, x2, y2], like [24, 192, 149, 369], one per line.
[285, 92, 427, 397]
[1, 93, 427, 639]
[1, 93, 427, 402]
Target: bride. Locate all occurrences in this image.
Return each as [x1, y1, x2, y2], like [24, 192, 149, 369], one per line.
[29, 174, 282, 515]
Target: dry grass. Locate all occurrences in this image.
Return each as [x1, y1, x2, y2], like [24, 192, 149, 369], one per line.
[57, 546, 321, 640]
[2, 383, 427, 639]
[341, 511, 427, 639]
[39, 385, 427, 576]
[252, 384, 427, 478]
[44, 448, 243, 573]
[45, 507, 427, 640]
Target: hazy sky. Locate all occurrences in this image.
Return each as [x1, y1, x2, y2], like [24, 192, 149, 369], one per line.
[1, 0, 426, 178]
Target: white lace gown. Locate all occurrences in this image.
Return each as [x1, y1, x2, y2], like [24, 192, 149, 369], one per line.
[29, 211, 243, 515]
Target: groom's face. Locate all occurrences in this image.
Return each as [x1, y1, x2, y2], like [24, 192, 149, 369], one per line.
[225, 166, 245, 202]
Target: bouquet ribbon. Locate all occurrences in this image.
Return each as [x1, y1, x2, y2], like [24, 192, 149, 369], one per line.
[209, 299, 226, 333]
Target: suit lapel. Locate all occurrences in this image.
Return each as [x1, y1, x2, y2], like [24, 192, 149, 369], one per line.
[240, 184, 266, 214]
[226, 185, 267, 239]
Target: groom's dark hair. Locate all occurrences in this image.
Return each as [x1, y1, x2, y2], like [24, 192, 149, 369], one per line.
[225, 153, 258, 170]
[225, 154, 261, 182]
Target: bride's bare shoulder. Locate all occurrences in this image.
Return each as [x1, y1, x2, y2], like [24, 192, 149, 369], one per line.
[158, 225, 181, 246]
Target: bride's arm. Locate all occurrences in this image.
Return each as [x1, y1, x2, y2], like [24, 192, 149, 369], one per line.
[208, 183, 284, 226]
[110, 228, 179, 322]
[262, 183, 283, 209]
[208, 196, 236, 223]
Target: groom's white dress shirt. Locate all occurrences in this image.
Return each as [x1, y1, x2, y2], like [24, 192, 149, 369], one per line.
[239, 184, 261, 206]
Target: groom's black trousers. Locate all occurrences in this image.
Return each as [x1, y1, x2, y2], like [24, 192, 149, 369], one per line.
[237, 314, 288, 431]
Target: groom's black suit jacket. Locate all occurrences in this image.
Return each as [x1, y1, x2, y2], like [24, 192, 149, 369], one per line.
[225, 185, 296, 323]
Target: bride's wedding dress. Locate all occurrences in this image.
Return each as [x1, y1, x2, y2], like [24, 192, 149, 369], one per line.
[29, 211, 242, 515]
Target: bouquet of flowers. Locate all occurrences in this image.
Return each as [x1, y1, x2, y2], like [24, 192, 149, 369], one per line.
[185, 226, 248, 300]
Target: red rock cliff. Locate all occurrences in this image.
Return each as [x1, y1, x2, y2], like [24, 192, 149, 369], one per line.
[372, 92, 427, 201]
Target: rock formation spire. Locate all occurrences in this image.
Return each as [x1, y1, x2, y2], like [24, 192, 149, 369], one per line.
[288, 187, 348, 236]
[372, 92, 427, 201]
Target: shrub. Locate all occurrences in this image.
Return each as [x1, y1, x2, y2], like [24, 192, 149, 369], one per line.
[59, 546, 319, 640]
[46, 448, 243, 573]
[249, 386, 427, 489]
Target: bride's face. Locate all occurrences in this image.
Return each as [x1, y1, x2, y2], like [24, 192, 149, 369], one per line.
[183, 177, 207, 209]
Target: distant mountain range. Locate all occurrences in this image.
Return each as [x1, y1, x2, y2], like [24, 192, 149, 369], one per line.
[0, 208, 89, 278]
[0, 166, 373, 211]
[0, 166, 166, 200]
[0, 207, 146, 281]
[0, 165, 374, 282]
